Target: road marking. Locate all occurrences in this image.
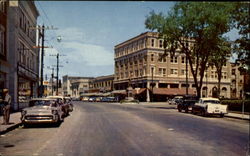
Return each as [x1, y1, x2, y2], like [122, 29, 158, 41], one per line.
[168, 128, 174, 131]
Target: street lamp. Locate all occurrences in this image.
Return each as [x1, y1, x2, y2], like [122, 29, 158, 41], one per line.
[150, 65, 155, 102]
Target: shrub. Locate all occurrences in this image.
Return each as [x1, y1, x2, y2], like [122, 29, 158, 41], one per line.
[221, 100, 250, 112]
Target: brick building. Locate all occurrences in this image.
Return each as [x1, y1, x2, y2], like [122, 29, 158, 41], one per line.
[114, 32, 232, 102]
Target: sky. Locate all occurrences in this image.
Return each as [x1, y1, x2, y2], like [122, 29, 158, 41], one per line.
[35, 1, 239, 80]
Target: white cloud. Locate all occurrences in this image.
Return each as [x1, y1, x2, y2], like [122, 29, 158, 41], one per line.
[63, 42, 113, 66]
[43, 27, 114, 78]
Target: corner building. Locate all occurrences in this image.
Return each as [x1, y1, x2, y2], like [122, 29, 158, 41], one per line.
[114, 32, 231, 102]
[8, 0, 39, 110]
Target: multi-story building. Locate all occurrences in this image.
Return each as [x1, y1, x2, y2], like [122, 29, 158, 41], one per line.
[114, 32, 232, 101]
[7, 0, 39, 110]
[62, 75, 94, 98]
[0, 0, 8, 98]
[91, 74, 114, 93]
[230, 61, 245, 99]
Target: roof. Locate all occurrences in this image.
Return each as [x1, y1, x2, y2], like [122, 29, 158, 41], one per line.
[153, 88, 196, 96]
[200, 97, 220, 101]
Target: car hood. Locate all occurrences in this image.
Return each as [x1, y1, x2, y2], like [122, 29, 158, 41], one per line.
[23, 106, 52, 112]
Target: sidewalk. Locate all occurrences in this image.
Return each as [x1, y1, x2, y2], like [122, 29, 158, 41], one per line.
[138, 102, 250, 120]
[0, 112, 22, 135]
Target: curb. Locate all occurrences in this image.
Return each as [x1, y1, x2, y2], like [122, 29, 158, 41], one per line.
[224, 115, 250, 121]
[0, 123, 22, 135]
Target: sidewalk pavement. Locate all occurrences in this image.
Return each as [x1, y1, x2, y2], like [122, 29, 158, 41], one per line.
[0, 104, 249, 135]
[0, 112, 22, 135]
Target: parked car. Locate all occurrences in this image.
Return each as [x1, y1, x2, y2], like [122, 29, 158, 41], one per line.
[192, 97, 228, 117]
[88, 97, 96, 102]
[64, 97, 73, 112]
[46, 96, 70, 117]
[168, 96, 183, 105]
[81, 96, 89, 102]
[21, 98, 64, 126]
[102, 97, 119, 102]
[177, 95, 199, 113]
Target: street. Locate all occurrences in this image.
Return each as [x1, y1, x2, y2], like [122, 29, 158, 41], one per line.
[0, 101, 249, 156]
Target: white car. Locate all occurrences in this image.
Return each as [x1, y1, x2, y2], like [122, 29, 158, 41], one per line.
[192, 97, 228, 117]
[21, 98, 64, 126]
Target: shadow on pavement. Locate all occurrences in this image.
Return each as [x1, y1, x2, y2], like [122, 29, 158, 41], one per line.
[22, 122, 62, 129]
[146, 106, 177, 110]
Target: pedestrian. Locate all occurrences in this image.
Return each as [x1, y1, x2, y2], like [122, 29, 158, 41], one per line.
[2, 89, 11, 125]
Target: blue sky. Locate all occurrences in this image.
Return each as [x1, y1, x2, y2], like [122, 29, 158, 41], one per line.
[35, 1, 239, 80]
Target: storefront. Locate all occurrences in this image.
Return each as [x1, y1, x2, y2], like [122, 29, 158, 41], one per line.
[17, 63, 38, 110]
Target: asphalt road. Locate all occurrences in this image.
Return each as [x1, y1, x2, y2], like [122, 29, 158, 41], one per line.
[0, 101, 249, 156]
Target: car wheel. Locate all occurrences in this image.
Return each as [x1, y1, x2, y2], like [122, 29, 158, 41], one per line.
[185, 108, 188, 113]
[220, 114, 224, 118]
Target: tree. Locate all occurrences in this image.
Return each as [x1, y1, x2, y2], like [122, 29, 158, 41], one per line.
[208, 37, 231, 98]
[232, 2, 250, 73]
[145, 2, 234, 98]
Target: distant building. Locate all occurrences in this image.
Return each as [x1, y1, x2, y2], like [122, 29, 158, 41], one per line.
[91, 74, 114, 93]
[230, 61, 245, 99]
[7, 0, 39, 110]
[62, 75, 94, 98]
[114, 32, 232, 101]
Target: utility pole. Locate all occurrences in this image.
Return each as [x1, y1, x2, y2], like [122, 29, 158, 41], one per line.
[30, 25, 57, 97]
[186, 50, 189, 95]
[40, 25, 45, 97]
[50, 53, 65, 95]
[56, 53, 59, 95]
[51, 68, 54, 96]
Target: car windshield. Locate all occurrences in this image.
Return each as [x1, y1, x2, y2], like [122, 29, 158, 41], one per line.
[203, 100, 220, 104]
[33, 100, 52, 106]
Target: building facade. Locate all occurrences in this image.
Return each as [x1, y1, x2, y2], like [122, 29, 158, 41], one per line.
[230, 61, 245, 99]
[114, 32, 232, 101]
[7, 0, 39, 110]
[62, 75, 94, 98]
[0, 0, 9, 99]
[91, 74, 114, 93]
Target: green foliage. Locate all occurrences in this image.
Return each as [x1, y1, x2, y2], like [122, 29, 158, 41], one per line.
[120, 99, 139, 104]
[145, 2, 235, 97]
[221, 100, 250, 112]
[231, 2, 250, 72]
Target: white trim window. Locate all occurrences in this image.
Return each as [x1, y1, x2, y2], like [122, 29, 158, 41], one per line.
[170, 68, 178, 75]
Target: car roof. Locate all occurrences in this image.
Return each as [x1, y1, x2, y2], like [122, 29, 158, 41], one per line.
[200, 97, 220, 101]
[30, 98, 55, 101]
[46, 96, 64, 99]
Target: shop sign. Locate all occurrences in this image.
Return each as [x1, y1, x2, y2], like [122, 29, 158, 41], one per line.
[43, 81, 49, 85]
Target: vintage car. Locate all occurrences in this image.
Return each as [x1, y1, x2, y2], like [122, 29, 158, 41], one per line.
[64, 97, 73, 112]
[168, 96, 184, 105]
[177, 95, 199, 113]
[46, 96, 70, 116]
[21, 98, 64, 126]
[192, 97, 228, 117]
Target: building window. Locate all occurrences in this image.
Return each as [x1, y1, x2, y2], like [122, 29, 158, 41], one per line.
[181, 56, 185, 64]
[159, 68, 166, 76]
[159, 40, 163, 48]
[232, 69, 235, 75]
[151, 54, 154, 62]
[151, 39, 154, 47]
[181, 69, 186, 75]
[0, 27, 5, 55]
[171, 56, 178, 63]
[170, 69, 178, 75]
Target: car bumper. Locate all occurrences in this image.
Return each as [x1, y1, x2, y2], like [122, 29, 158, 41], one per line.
[21, 115, 59, 124]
